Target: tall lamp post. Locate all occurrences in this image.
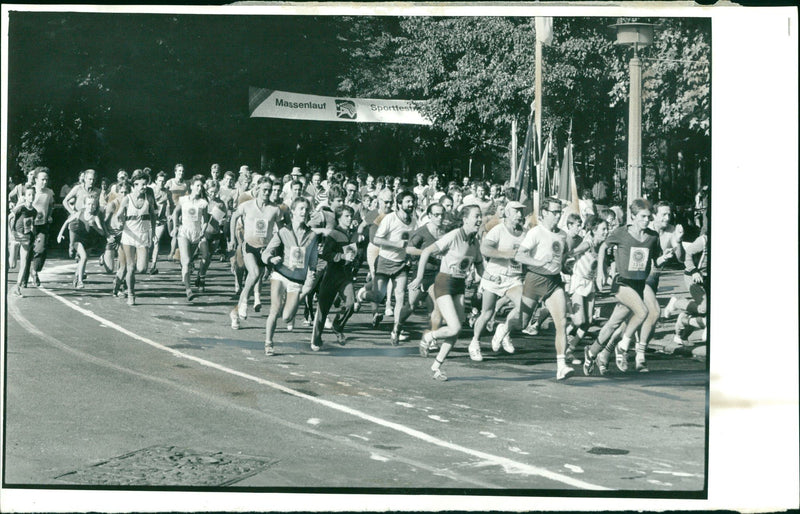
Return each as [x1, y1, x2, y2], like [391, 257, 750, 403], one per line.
[611, 22, 654, 211]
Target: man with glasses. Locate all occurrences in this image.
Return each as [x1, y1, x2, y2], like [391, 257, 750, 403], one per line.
[511, 197, 575, 380]
[407, 202, 448, 348]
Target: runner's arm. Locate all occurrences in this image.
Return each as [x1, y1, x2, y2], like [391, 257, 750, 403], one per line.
[62, 186, 80, 215]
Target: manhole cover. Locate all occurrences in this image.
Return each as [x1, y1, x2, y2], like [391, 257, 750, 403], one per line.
[56, 445, 276, 486]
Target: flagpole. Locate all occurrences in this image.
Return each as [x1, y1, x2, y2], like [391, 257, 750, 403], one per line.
[535, 35, 543, 208]
[510, 118, 518, 185]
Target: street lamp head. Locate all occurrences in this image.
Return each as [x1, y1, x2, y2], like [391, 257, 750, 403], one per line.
[610, 22, 655, 48]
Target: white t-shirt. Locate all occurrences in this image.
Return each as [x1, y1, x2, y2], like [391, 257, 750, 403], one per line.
[517, 224, 567, 275]
[436, 228, 482, 278]
[375, 211, 417, 262]
[483, 223, 527, 278]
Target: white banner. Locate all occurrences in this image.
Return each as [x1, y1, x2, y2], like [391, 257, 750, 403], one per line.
[249, 87, 433, 125]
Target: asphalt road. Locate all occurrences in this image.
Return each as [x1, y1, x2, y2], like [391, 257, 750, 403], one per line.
[3, 255, 707, 494]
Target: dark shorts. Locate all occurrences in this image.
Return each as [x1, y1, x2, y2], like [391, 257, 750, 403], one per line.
[375, 255, 408, 280]
[421, 268, 438, 291]
[522, 271, 563, 302]
[244, 242, 267, 267]
[612, 275, 647, 298]
[645, 272, 660, 291]
[433, 272, 467, 299]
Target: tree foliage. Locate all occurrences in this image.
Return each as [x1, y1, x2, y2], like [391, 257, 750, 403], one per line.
[6, 12, 710, 203]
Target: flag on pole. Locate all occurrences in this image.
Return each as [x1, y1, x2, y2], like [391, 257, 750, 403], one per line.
[558, 139, 580, 215]
[535, 17, 554, 46]
[538, 135, 553, 198]
[515, 111, 538, 205]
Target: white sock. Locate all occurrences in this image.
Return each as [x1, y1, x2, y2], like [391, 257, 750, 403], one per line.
[556, 355, 566, 368]
[619, 335, 632, 352]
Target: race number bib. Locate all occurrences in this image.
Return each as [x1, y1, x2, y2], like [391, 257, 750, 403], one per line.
[551, 241, 563, 261]
[187, 206, 200, 222]
[254, 218, 268, 237]
[451, 257, 472, 279]
[628, 247, 650, 272]
[507, 243, 522, 274]
[211, 205, 225, 222]
[22, 217, 34, 234]
[34, 211, 45, 225]
[342, 243, 358, 262]
[288, 246, 306, 269]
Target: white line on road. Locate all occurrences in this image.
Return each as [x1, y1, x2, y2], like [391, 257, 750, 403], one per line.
[31, 286, 610, 491]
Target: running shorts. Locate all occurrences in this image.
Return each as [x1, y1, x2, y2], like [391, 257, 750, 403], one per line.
[479, 271, 523, 298]
[244, 242, 267, 267]
[522, 271, 563, 302]
[611, 275, 646, 298]
[271, 271, 303, 293]
[433, 272, 466, 299]
[645, 272, 660, 292]
[375, 255, 408, 280]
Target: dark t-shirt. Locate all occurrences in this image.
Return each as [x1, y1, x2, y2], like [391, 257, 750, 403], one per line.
[409, 224, 441, 272]
[321, 227, 360, 277]
[12, 205, 37, 240]
[604, 226, 661, 281]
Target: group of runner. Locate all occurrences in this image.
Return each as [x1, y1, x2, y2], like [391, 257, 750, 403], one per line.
[7, 164, 708, 381]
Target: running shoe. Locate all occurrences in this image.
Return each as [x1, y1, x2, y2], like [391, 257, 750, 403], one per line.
[583, 347, 596, 375]
[112, 277, 122, 297]
[614, 345, 629, 372]
[390, 330, 399, 346]
[501, 334, 515, 354]
[76, 280, 85, 290]
[522, 323, 539, 336]
[467, 308, 479, 328]
[491, 323, 508, 352]
[468, 342, 483, 362]
[127, 294, 135, 306]
[264, 342, 275, 356]
[229, 309, 240, 330]
[186, 287, 194, 302]
[556, 366, 575, 381]
[431, 368, 448, 381]
[635, 356, 649, 373]
[238, 302, 248, 320]
[325, 317, 333, 330]
[286, 323, 294, 332]
[310, 341, 321, 352]
[12, 285, 23, 297]
[148, 267, 158, 275]
[419, 332, 433, 357]
[384, 307, 393, 318]
[398, 330, 411, 342]
[661, 296, 679, 318]
[371, 312, 383, 329]
[254, 302, 262, 313]
[332, 326, 346, 346]
[565, 345, 578, 366]
[672, 334, 688, 347]
[597, 352, 609, 376]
